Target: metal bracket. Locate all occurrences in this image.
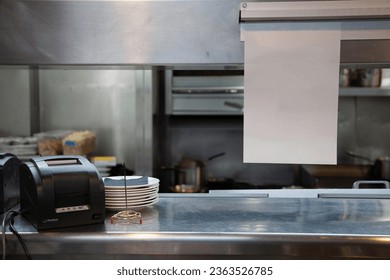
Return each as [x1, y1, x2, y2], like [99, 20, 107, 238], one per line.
[353, 180, 390, 189]
[239, 0, 390, 22]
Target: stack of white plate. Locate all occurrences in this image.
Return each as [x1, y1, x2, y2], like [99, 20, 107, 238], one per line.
[0, 136, 38, 161]
[103, 176, 159, 211]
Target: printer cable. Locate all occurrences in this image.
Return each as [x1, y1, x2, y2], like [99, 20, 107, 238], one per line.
[1, 210, 13, 260]
[1, 210, 31, 260]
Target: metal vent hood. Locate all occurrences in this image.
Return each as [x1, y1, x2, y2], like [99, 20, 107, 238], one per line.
[0, 0, 389, 67]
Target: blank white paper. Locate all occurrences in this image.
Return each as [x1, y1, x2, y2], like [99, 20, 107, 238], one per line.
[243, 23, 341, 164]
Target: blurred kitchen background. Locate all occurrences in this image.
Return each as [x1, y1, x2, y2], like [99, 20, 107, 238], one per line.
[0, 66, 389, 192]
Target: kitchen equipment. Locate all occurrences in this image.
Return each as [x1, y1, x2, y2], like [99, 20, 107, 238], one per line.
[372, 157, 390, 180]
[163, 152, 225, 193]
[206, 177, 256, 190]
[347, 151, 390, 180]
[19, 155, 105, 230]
[300, 164, 371, 188]
[173, 157, 204, 193]
[0, 153, 21, 214]
[349, 68, 382, 87]
[165, 69, 244, 115]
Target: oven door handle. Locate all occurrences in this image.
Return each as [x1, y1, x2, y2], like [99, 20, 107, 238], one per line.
[352, 180, 390, 189]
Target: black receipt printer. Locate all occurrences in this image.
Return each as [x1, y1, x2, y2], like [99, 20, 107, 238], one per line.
[1, 153, 21, 214]
[19, 155, 105, 230]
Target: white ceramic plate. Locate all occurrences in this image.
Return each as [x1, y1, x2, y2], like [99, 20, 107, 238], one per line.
[105, 190, 158, 199]
[105, 197, 158, 211]
[105, 184, 158, 191]
[106, 193, 157, 202]
[105, 186, 159, 197]
[105, 184, 159, 193]
[103, 176, 160, 188]
[106, 196, 158, 206]
[105, 192, 157, 201]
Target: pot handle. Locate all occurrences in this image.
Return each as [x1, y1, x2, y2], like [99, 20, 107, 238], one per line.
[207, 152, 226, 161]
[161, 166, 185, 173]
[352, 180, 390, 189]
[346, 151, 375, 164]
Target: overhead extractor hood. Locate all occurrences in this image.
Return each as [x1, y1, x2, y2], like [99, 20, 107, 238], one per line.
[0, 0, 389, 66]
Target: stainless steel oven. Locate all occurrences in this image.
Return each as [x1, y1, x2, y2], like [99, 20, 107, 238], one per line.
[165, 68, 244, 115]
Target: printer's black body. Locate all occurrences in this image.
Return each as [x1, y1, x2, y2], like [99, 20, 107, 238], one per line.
[20, 155, 105, 230]
[0, 153, 21, 214]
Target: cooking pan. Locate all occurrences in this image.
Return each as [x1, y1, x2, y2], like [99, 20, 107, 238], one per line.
[347, 151, 390, 180]
[162, 152, 226, 193]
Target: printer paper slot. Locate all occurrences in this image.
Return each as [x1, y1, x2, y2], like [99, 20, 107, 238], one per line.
[45, 158, 81, 166]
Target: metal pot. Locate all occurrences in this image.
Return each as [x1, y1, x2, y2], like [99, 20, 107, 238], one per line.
[347, 152, 390, 180]
[173, 156, 205, 193]
[163, 152, 225, 193]
[373, 157, 390, 180]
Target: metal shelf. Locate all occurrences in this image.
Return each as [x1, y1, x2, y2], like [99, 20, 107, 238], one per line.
[168, 88, 390, 116]
[339, 87, 390, 97]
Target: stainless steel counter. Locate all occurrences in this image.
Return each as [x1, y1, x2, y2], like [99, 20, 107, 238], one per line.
[2, 193, 390, 259]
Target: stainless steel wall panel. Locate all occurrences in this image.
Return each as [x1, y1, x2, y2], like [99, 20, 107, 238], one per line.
[354, 97, 390, 160]
[337, 97, 357, 163]
[0, 69, 31, 136]
[337, 96, 390, 164]
[0, 0, 244, 65]
[135, 70, 154, 176]
[39, 69, 141, 170]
